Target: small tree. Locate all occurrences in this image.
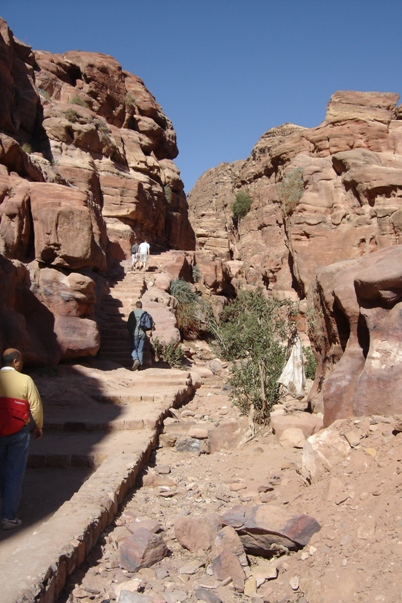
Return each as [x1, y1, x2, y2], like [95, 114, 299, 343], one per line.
[210, 289, 298, 422]
[232, 190, 252, 223]
[170, 279, 212, 339]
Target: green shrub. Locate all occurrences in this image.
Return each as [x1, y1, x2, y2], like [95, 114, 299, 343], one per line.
[124, 92, 136, 107]
[232, 190, 252, 222]
[151, 337, 184, 368]
[64, 108, 80, 123]
[192, 265, 202, 283]
[170, 279, 198, 304]
[210, 289, 298, 422]
[169, 278, 213, 339]
[164, 184, 173, 203]
[21, 143, 32, 154]
[279, 167, 304, 216]
[94, 119, 110, 133]
[303, 346, 317, 380]
[37, 88, 50, 99]
[70, 95, 89, 108]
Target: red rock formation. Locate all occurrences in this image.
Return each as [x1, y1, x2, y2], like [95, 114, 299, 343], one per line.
[309, 245, 402, 425]
[0, 18, 194, 364]
[188, 91, 402, 301]
[189, 90, 402, 423]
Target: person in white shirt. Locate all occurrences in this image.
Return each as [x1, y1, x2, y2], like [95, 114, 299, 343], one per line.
[138, 240, 150, 271]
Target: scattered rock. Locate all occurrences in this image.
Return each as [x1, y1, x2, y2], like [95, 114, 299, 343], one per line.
[279, 427, 306, 448]
[119, 528, 168, 572]
[211, 550, 245, 592]
[302, 425, 351, 482]
[174, 514, 222, 552]
[221, 504, 321, 554]
[194, 587, 222, 603]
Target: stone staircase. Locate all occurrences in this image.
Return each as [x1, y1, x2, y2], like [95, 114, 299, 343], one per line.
[3, 361, 195, 603]
[97, 268, 149, 368]
[0, 262, 198, 603]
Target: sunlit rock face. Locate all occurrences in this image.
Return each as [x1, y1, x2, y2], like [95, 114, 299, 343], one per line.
[188, 90, 402, 421]
[188, 91, 402, 300]
[0, 18, 194, 364]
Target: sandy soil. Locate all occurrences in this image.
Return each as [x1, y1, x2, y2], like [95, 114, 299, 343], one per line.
[57, 365, 402, 603]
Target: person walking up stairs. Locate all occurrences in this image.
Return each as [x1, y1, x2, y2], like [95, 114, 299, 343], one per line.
[98, 271, 152, 369]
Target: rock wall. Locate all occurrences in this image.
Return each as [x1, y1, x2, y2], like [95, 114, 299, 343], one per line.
[309, 245, 402, 425]
[0, 18, 195, 364]
[189, 90, 402, 423]
[188, 92, 402, 299]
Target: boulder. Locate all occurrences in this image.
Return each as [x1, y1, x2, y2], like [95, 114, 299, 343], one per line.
[270, 413, 323, 439]
[279, 427, 306, 448]
[208, 420, 245, 453]
[30, 182, 106, 271]
[302, 424, 351, 482]
[211, 525, 246, 560]
[310, 245, 402, 425]
[211, 550, 245, 592]
[119, 527, 168, 572]
[174, 513, 222, 552]
[221, 504, 321, 555]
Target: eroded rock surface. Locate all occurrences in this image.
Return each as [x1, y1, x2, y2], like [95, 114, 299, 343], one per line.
[0, 18, 194, 364]
[309, 244, 402, 424]
[188, 91, 402, 301]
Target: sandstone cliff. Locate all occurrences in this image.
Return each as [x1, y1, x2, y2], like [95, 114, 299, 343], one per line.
[0, 18, 195, 364]
[188, 90, 402, 421]
[189, 91, 402, 298]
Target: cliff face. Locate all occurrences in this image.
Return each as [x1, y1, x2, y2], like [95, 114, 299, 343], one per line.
[0, 18, 195, 365]
[188, 90, 402, 422]
[188, 91, 402, 299]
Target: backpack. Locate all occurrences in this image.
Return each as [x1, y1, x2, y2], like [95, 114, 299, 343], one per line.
[0, 396, 30, 436]
[132, 243, 138, 254]
[139, 311, 153, 331]
[127, 310, 154, 334]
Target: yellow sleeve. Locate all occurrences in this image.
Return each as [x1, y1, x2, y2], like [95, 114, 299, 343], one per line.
[26, 377, 43, 429]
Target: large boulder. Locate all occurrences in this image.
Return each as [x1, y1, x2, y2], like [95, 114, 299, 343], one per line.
[220, 504, 321, 555]
[310, 245, 402, 425]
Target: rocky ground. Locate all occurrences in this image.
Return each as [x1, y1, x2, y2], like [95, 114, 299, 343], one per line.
[56, 352, 402, 603]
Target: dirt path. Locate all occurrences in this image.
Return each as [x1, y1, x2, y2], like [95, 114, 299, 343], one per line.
[55, 366, 402, 603]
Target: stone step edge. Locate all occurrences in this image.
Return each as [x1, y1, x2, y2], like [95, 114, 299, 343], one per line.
[0, 382, 195, 603]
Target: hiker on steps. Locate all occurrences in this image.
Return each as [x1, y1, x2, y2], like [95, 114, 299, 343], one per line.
[0, 348, 43, 530]
[127, 301, 155, 371]
[131, 240, 139, 271]
[138, 240, 150, 271]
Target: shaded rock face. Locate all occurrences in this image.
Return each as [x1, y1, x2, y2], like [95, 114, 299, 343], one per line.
[0, 18, 194, 364]
[309, 244, 402, 425]
[188, 91, 402, 299]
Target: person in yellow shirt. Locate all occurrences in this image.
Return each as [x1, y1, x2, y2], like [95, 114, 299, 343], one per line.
[0, 348, 43, 530]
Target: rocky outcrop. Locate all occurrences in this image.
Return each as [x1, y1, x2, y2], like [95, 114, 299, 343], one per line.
[0, 18, 194, 364]
[189, 90, 402, 423]
[308, 244, 402, 424]
[188, 91, 402, 301]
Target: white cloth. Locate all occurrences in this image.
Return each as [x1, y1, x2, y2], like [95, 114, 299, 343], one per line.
[277, 335, 306, 398]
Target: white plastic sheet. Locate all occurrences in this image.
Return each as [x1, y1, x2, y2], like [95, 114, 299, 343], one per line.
[277, 335, 306, 398]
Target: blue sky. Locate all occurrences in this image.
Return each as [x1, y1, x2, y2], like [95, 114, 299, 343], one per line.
[2, 1, 402, 193]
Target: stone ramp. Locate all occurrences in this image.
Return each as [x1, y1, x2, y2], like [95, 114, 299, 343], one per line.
[0, 361, 195, 603]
